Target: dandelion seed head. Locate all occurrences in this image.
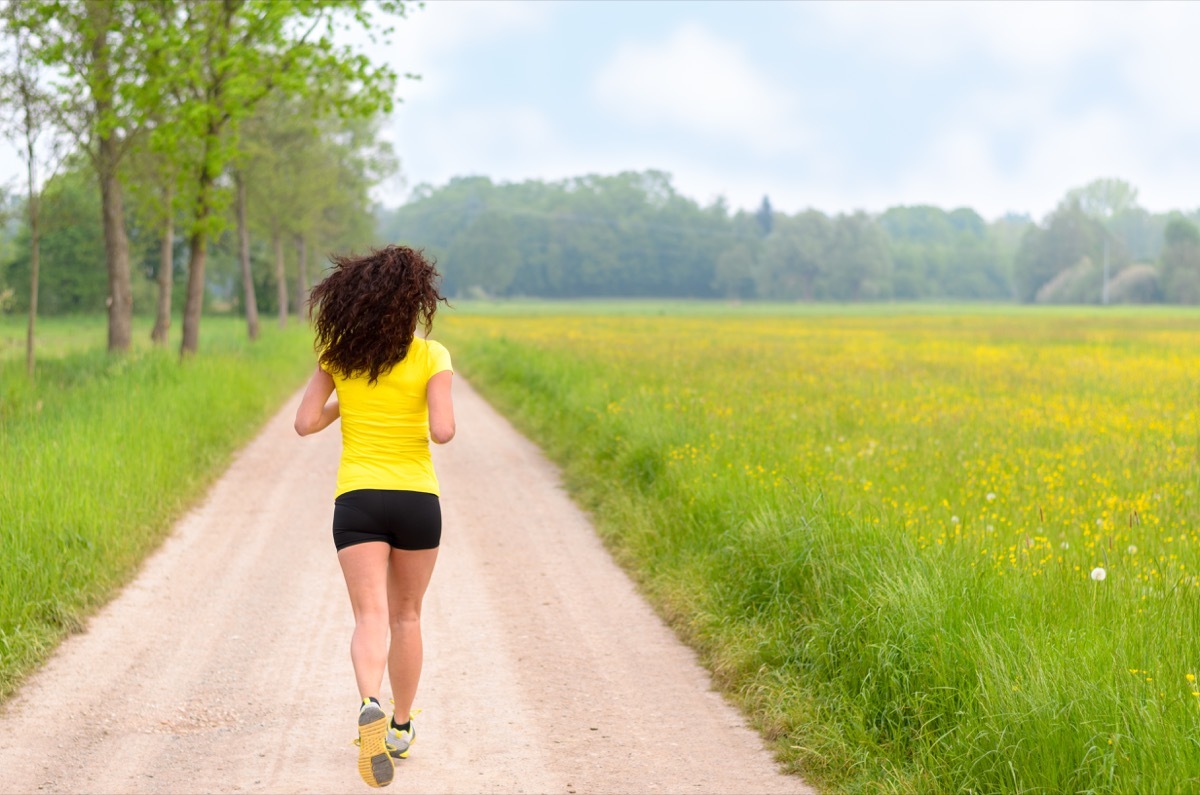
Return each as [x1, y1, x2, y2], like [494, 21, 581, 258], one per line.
[1090, 567, 1107, 581]
[986, 492, 996, 502]
[1127, 545, 1137, 555]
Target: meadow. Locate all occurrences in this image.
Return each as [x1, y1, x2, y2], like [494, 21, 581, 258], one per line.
[437, 304, 1200, 795]
[0, 315, 315, 699]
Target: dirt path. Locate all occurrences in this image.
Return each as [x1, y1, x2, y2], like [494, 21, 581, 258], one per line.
[0, 379, 812, 795]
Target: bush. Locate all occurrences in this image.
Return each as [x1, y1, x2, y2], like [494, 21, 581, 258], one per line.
[1106, 263, 1160, 303]
[1034, 256, 1101, 303]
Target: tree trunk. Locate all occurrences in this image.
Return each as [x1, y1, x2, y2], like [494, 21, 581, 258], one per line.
[181, 225, 208, 356]
[295, 233, 308, 320]
[151, 185, 173, 345]
[236, 172, 259, 341]
[98, 140, 133, 352]
[181, 116, 223, 357]
[25, 160, 39, 378]
[274, 230, 287, 328]
[181, 164, 215, 356]
[89, 1, 132, 353]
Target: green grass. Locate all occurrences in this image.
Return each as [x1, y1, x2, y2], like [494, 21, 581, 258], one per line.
[445, 297, 1195, 318]
[0, 314, 250, 362]
[0, 314, 315, 699]
[436, 303, 1200, 795]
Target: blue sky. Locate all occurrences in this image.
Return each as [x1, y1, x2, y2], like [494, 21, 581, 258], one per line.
[367, 0, 1200, 220]
[3, 1, 1195, 223]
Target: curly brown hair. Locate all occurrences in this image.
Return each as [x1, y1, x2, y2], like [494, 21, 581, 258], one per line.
[308, 245, 447, 384]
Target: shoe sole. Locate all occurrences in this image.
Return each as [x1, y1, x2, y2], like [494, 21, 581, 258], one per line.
[358, 706, 394, 788]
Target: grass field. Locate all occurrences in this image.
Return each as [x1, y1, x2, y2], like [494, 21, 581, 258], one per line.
[437, 304, 1200, 795]
[0, 315, 315, 699]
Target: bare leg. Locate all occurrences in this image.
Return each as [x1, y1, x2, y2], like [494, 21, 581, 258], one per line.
[337, 541, 392, 699]
[387, 546, 439, 721]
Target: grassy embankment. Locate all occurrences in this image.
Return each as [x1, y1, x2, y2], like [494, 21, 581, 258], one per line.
[0, 315, 314, 699]
[438, 303, 1200, 795]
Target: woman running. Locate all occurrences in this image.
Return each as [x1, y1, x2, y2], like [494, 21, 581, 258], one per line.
[294, 245, 454, 788]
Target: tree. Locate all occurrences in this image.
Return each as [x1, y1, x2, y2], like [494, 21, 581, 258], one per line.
[1014, 200, 1125, 303]
[879, 205, 953, 298]
[713, 241, 757, 299]
[4, 166, 108, 315]
[233, 168, 259, 338]
[122, 123, 190, 345]
[240, 96, 307, 328]
[0, 189, 15, 311]
[1159, 215, 1200, 304]
[308, 111, 395, 262]
[9, 0, 170, 352]
[1061, 178, 1140, 221]
[1106, 206, 1164, 263]
[1059, 179, 1165, 297]
[755, 195, 773, 236]
[1, 3, 66, 374]
[240, 91, 395, 327]
[444, 213, 520, 297]
[759, 210, 831, 300]
[711, 209, 760, 299]
[142, 0, 404, 355]
[878, 205, 1008, 300]
[826, 212, 891, 301]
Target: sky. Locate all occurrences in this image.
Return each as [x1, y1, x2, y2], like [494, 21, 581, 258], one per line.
[3, 0, 1197, 222]
[362, 0, 1200, 221]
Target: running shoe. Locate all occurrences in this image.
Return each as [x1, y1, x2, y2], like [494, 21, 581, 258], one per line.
[386, 714, 416, 759]
[356, 698, 394, 788]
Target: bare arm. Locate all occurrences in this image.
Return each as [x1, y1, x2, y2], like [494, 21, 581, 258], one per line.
[427, 370, 455, 444]
[294, 366, 339, 436]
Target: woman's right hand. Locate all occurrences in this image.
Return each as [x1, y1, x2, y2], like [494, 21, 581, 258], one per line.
[294, 366, 339, 436]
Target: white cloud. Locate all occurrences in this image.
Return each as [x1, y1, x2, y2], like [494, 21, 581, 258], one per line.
[592, 23, 809, 156]
[367, 1, 556, 198]
[398, 0, 550, 60]
[388, 104, 559, 199]
[894, 130, 1006, 212]
[353, 1, 553, 103]
[371, 2, 1200, 217]
[1118, 6, 1200, 132]
[793, 1, 1200, 216]
[1021, 111, 1145, 205]
[868, 107, 1162, 220]
[811, 1, 1124, 73]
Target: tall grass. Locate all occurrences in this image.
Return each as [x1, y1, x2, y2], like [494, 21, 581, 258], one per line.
[438, 306, 1200, 795]
[0, 316, 314, 699]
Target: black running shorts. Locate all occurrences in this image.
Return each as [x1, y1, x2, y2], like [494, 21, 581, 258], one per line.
[332, 489, 442, 551]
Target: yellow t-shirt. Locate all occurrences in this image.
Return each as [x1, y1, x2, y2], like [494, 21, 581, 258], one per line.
[330, 337, 453, 498]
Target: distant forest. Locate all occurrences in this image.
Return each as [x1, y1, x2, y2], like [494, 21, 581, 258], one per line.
[377, 172, 1200, 304]
[7, 169, 1200, 321]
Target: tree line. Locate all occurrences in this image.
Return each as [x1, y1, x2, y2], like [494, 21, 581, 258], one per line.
[0, 0, 409, 374]
[378, 173, 1200, 304]
[5, 0, 1199, 373]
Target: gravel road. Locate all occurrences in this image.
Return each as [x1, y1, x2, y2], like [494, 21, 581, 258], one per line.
[0, 378, 812, 795]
